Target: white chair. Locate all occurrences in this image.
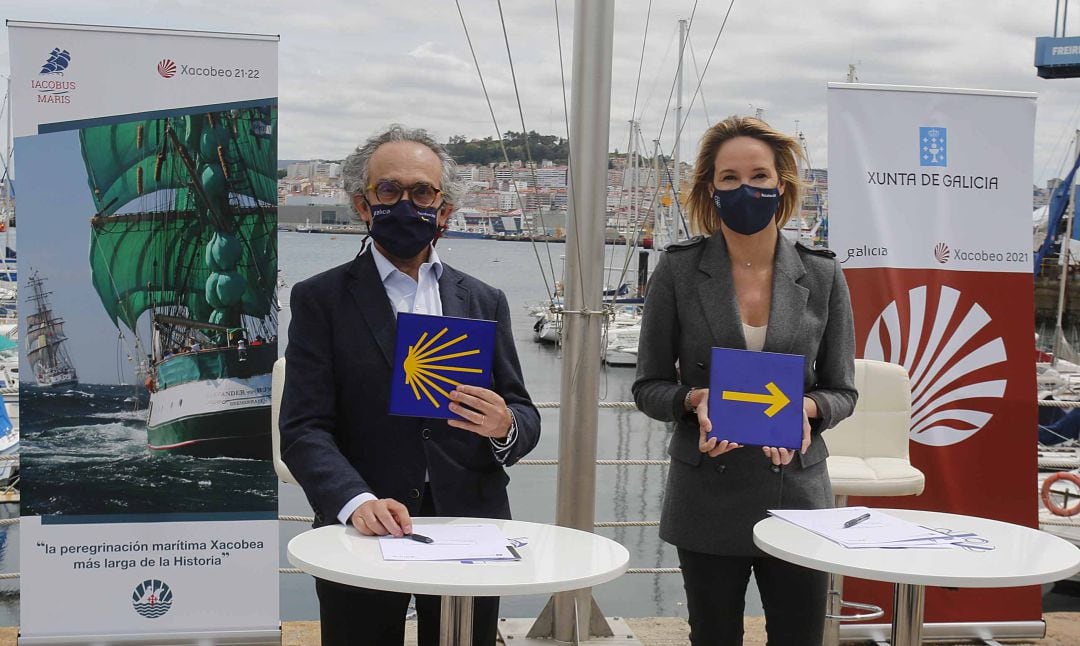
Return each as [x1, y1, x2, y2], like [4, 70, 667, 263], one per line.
[270, 357, 298, 484]
[821, 359, 926, 645]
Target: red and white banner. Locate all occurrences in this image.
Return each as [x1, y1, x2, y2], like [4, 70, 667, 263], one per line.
[828, 84, 1039, 627]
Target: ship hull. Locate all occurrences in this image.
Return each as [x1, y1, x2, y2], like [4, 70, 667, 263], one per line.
[148, 346, 274, 459]
[147, 405, 270, 459]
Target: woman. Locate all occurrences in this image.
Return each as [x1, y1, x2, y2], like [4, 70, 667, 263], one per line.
[633, 116, 857, 645]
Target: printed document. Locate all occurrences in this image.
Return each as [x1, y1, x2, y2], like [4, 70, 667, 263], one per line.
[768, 507, 994, 550]
[378, 524, 519, 561]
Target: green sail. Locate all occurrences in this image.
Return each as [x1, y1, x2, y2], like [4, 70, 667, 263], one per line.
[79, 108, 278, 217]
[81, 106, 278, 333]
[89, 209, 276, 332]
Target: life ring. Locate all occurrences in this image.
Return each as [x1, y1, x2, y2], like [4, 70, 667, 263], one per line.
[1041, 472, 1080, 516]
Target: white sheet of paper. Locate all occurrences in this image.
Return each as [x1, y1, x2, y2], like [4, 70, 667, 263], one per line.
[378, 523, 518, 561]
[768, 507, 990, 550]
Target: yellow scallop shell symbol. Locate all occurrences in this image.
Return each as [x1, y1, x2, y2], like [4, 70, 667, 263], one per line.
[402, 327, 483, 407]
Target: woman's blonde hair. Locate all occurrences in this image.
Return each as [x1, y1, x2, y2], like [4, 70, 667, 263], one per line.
[686, 115, 806, 235]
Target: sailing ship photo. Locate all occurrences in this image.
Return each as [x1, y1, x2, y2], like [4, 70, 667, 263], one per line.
[25, 271, 77, 387]
[17, 101, 279, 517]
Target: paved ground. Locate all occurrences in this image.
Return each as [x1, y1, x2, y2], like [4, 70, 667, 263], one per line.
[1, 612, 1077, 644]
[277, 613, 1080, 645]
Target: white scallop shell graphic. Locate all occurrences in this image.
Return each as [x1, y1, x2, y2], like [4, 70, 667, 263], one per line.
[864, 285, 1007, 447]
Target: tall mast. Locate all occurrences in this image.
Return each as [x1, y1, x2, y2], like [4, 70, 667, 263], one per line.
[1054, 130, 1080, 365]
[673, 18, 686, 243]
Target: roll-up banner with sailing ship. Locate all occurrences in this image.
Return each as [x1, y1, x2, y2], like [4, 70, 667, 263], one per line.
[9, 21, 280, 643]
[828, 84, 1039, 635]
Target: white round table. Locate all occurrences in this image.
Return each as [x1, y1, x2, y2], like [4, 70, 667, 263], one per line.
[754, 508, 1080, 646]
[287, 517, 630, 645]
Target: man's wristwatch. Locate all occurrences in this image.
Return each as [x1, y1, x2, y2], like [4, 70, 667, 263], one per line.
[684, 387, 698, 413]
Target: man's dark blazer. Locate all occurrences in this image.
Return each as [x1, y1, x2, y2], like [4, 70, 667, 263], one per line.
[279, 250, 540, 528]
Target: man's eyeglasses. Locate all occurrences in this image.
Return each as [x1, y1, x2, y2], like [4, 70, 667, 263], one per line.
[366, 180, 443, 208]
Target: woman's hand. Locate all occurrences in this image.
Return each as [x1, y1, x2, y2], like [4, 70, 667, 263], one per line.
[693, 388, 742, 457]
[761, 397, 814, 466]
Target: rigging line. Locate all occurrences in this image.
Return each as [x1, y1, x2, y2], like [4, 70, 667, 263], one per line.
[612, 1, 654, 295]
[685, 32, 711, 126]
[90, 225, 148, 372]
[609, 129, 664, 301]
[496, 0, 560, 294]
[1039, 98, 1080, 185]
[550, 0, 593, 305]
[554, 0, 575, 276]
[636, 23, 677, 122]
[648, 0, 737, 241]
[453, 0, 557, 307]
[634, 2, 702, 245]
[629, 0, 653, 127]
[644, 0, 700, 150]
[671, 0, 736, 160]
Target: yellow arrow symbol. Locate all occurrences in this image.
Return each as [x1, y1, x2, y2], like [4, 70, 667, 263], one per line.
[721, 381, 791, 417]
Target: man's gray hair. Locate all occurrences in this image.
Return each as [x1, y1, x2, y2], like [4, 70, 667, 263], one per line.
[341, 124, 465, 216]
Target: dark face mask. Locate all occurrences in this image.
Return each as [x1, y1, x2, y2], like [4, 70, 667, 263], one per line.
[368, 200, 439, 259]
[712, 184, 780, 235]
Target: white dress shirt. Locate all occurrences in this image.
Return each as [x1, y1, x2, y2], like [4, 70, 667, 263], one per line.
[337, 243, 518, 525]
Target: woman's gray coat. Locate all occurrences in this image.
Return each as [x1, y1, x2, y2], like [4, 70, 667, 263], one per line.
[633, 233, 858, 555]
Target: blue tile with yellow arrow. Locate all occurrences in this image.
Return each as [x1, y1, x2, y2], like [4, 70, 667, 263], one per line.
[707, 348, 805, 450]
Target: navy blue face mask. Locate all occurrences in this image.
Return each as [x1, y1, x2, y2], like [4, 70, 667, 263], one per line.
[368, 200, 440, 259]
[712, 184, 781, 235]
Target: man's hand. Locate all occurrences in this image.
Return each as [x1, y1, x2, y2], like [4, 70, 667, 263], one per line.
[352, 498, 412, 537]
[447, 385, 513, 439]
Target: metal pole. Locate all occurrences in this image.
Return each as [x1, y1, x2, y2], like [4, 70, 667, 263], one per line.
[439, 596, 473, 646]
[653, 139, 662, 246]
[1056, 0, 1063, 37]
[1067, 0, 1072, 37]
[551, 0, 614, 641]
[1053, 129, 1079, 365]
[890, 583, 926, 646]
[673, 18, 686, 242]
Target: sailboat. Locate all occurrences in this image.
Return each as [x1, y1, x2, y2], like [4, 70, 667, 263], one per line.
[79, 106, 278, 459]
[25, 270, 77, 387]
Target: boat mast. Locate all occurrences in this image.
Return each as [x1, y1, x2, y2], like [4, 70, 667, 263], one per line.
[539, 0, 616, 641]
[1053, 129, 1079, 365]
[672, 18, 686, 243]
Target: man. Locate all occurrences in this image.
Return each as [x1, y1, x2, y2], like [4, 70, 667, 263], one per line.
[280, 124, 541, 646]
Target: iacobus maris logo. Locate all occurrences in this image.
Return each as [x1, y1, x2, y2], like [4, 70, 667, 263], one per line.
[31, 47, 75, 104]
[132, 579, 173, 618]
[157, 59, 177, 78]
[840, 245, 888, 264]
[934, 242, 951, 263]
[39, 47, 70, 75]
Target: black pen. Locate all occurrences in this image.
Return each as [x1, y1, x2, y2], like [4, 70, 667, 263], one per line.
[843, 513, 871, 529]
[406, 533, 434, 544]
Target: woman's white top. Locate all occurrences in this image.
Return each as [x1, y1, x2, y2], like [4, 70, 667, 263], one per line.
[742, 323, 768, 352]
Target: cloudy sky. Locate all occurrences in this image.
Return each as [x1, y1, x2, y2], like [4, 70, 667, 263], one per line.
[1, 0, 1079, 185]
